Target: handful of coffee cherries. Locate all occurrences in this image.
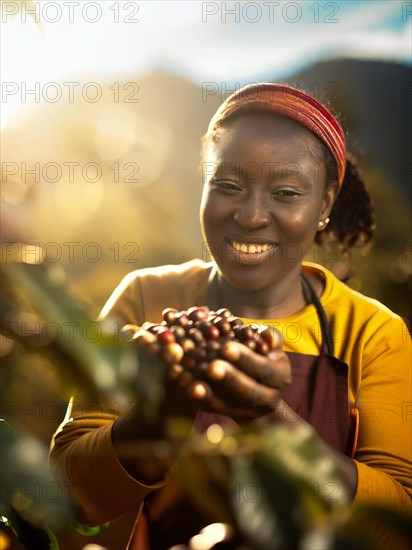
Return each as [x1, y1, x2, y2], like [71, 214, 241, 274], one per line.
[123, 306, 281, 382]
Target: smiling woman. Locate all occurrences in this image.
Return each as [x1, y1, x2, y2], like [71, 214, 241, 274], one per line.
[50, 83, 411, 550]
[200, 112, 337, 312]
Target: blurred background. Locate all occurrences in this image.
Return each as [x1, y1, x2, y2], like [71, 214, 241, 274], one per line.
[2, 0, 411, 319]
[0, 1, 411, 547]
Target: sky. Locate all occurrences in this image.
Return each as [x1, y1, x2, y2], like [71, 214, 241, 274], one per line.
[1, 0, 411, 126]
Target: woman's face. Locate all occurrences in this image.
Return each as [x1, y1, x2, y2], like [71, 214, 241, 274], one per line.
[200, 112, 337, 292]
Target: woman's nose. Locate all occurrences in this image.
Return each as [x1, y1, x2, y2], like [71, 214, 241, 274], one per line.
[233, 193, 271, 230]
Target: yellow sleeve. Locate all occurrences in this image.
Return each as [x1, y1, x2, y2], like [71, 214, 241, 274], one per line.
[98, 260, 213, 326]
[353, 315, 412, 516]
[49, 399, 166, 526]
[49, 269, 158, 526]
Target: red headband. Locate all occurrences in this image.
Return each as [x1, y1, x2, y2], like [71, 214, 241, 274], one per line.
[207, 83, 346, 188]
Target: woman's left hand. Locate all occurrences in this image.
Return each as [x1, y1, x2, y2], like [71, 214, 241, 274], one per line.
[186, 341, 292, 420]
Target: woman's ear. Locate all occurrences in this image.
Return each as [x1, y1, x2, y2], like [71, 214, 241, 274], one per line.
[321, 180, 340, 219]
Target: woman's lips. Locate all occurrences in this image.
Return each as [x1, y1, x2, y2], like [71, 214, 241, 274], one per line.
[225, 239, 279, 264]
[231, 240, 273, 254]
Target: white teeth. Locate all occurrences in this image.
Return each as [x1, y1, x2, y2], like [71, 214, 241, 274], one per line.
[231, 241, 273, 254]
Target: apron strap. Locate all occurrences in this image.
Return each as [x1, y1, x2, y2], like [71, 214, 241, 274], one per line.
[300, 271, 334, 356]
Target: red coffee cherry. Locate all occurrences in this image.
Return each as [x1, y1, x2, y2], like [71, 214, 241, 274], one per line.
[141, 322, 160, 333]
[260, 326, 282, 350]
[181, 338, 196, 352]
[212, 317, 231, 335]
[255, 339, 269, 356]
[187, 327, 205, 346]
[170, 325, 186, 341]
[216, 308, 232, 319]
[186, 347, 207, 361]
[174, 312, 189, 328]
[156, 329, 176, 345]
[162, 342, 184, 364]
[162, 308, 178, 325]
[187, 307, 208, 322]
[205, 339, 220, 361]
[238, 326, 255, 342]
[206, 340, 221, 352]
[200, 323, 220, 340]
[229, 317, 244, 330]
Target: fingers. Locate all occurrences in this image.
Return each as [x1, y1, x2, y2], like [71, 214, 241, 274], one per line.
[201, 359, 282, 410]
[187, 381, 264, 420]
[221, 341, 291, 389]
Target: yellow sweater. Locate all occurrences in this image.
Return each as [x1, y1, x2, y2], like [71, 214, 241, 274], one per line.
[50, 260, 411, 527]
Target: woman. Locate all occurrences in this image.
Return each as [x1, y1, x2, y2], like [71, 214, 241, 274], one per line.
[50, 84, 411, 548]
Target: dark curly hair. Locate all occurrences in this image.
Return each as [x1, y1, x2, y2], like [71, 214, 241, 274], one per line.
[201, 109, 375, 254]
[315, 144, 375, 252]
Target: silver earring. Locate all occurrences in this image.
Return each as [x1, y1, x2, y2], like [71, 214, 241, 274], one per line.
[318, 217, 330, 230]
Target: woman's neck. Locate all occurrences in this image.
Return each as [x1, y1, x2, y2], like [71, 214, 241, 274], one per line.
[215, 266, 311, 320]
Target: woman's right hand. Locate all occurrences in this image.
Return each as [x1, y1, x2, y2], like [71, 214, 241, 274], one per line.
[184, 340, 291, 421]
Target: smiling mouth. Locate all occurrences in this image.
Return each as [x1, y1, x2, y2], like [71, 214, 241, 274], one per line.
[230, 240, 274, 255]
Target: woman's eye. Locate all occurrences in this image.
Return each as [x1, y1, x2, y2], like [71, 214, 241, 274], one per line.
[273, 189, 301, 199]
[213, 181, 241, 193]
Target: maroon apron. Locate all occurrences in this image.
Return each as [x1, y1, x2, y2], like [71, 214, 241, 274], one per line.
[126, 272, 359, 550]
